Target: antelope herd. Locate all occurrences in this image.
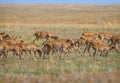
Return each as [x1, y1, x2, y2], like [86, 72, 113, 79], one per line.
[0, 31, 119, 60]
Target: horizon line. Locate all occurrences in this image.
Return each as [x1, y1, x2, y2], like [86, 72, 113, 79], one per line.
[0, 3, 120, 5]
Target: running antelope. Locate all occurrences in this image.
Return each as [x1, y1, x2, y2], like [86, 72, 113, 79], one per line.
[33, 31, 58, 44]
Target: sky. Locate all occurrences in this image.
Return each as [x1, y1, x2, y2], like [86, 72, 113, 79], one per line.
[0, 0, 120, 4]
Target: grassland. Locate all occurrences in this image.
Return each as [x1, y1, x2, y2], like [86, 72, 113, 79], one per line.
[0, 4, 120, 83]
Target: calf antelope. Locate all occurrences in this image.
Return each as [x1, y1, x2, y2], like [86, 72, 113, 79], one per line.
[33, 31, 58, 44]
[91, 45, 115, 60]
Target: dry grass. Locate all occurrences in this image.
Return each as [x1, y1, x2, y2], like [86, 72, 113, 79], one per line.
[0, 4, 120, 27]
